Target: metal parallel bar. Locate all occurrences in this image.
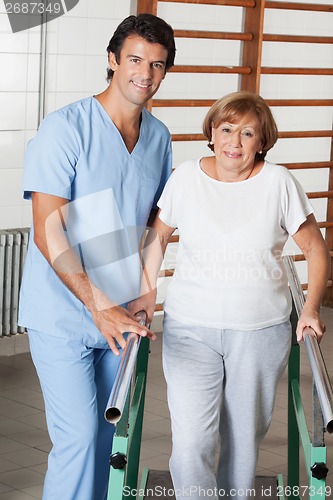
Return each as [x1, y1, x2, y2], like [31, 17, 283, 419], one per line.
[304, 334, 333, 434]
[283, 256, 333, 434]
[105, 334, 142, 424]
[105, 311, 147, 424]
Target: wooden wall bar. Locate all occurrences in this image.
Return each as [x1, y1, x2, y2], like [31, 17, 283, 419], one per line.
[264, 34, 333, 44]
[265, 2, 333, 13]
[325, 137, 333, 304]
[261, 68, 333, 75]
[169, 65, 251, 74]
[158, 0, 255, 6]
[153, 99, 333, 107]
[171, 131, 333, 141]
[174, 30, 253, 41]
[240, 0, 264, 93]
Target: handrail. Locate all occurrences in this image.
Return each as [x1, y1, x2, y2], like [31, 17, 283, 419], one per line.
[283, 255, 333, 434]
[104, 311, 147, 425]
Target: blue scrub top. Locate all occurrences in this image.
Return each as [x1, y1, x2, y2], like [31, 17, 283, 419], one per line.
[19, 96, 172, 345]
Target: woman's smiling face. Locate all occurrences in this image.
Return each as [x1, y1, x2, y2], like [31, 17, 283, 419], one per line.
[211, 116, 263, 173]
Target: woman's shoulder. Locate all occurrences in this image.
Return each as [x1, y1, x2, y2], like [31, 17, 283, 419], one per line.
[171, 159, 200, 178]
[264, 161, 294, 181]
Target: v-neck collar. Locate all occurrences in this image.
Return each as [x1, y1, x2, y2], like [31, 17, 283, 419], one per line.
[92, 96, 147, 157]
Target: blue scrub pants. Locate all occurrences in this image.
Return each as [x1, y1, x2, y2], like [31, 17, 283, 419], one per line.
[28, 329, 121, 500]
[163, 314, 291, 500]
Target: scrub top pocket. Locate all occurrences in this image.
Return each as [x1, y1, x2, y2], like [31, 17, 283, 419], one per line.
[136, 177, 159, 222]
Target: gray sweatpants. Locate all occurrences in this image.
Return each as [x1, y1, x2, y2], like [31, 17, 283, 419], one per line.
[162, 314, 291, 500]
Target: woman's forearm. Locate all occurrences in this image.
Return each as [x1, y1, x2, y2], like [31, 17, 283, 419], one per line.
[304, 241, 330, 313]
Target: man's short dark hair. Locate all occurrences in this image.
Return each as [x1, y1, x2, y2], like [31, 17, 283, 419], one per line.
[106, 13, 176, 82]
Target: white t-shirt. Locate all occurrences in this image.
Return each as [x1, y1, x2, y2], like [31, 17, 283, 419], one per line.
[157, 159, 313, 330]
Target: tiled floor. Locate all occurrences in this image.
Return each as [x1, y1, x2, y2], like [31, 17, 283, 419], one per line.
[0, 310, 333, 499]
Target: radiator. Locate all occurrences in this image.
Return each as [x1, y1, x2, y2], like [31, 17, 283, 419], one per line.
[0, 228, 30, 336]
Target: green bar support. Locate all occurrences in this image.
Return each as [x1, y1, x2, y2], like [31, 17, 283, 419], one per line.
[107, 337, 150, 500]
[277, 473, 285, 500]
[291, 379, 312, 470]
[309, 446, 327, 500]
[108, 434, 129, 500]
[290, 379, 328, 500]
[137, 467, 150, 500]
[288, 344, 300, 499]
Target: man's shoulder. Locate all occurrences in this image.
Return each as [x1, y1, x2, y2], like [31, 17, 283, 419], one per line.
[51, 96, 93, 120]
[37, 97, 93, 139]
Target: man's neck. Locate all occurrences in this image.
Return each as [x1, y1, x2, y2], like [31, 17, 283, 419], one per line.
[95, 86, 144, 153]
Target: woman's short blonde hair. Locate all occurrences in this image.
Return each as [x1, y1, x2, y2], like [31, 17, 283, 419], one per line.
[203, 91, 278, 161]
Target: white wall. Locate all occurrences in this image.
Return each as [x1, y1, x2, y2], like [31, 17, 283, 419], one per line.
[0, 0, 133, 229]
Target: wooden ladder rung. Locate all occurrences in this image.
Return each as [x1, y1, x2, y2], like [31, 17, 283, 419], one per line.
[171, 131, 333, 141]
[261, 67, 333, 75]
[153, 99, 216, 107]
[278, 130, 333, 139]
[159, 0, 255, 6]
[266, 100, 333, 107]
[172, 133, 205, 141]
[264, 34, 333, 44]
[283, 162, 333, 169]
[152, 99, 333, 107]
[265, 1, 333, 13]
[170, 65, 251, 74]
[174, 29, 253, 41]
[307, 190, 333, 199]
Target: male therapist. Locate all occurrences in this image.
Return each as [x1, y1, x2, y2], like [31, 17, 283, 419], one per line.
[19, 13, 176, 500]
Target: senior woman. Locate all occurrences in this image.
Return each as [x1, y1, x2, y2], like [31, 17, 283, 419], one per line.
[129, 92, 329, 499]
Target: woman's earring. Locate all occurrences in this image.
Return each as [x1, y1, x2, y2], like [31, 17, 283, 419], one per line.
[209, 141, 214, 145]
[258, 150, 262, 154]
